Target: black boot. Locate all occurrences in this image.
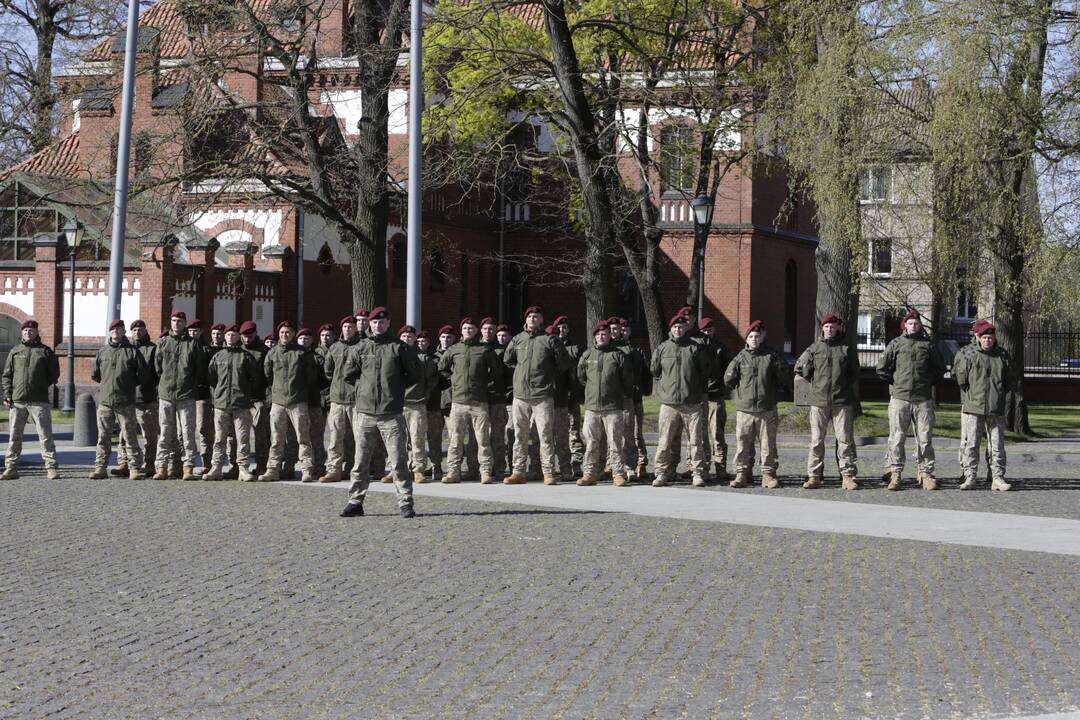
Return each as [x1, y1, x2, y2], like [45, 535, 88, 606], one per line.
[400, 502, 416, 518]
[340, 501, 364, 517]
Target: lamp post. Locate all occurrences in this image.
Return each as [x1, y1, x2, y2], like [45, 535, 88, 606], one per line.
[405, 0, 423, 328]
[691, 193, 713, 322]
[62, 218, 85, 414]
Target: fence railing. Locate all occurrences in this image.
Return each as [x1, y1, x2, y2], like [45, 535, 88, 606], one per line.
[856, 330, 1080, 377]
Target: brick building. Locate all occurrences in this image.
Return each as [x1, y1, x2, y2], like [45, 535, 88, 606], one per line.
[0, 0, 817, 388]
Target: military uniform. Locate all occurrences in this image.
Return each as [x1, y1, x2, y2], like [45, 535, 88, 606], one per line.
[611, 321, 650, 478]
[259, 331, 319, 482]
[487, 336, 511, 479]
[154, 324, 204, 479]
[650, 319, 713, 486]
[305, 338, 329, 479]
[241, 325, 270, 476]
[794, 317, 860, 489]
[875, 318, 946, 489]
[118, 324, 159, 475]
[576, 327, 634, 485]
[953, 321, 1012, 490]
[2, 326, 60, 479]
[439, 329, 498, 483]
[700, 321, 730, 480]
[90, 330, 148, 478]
[320, 320, 361, 482]
[204, 339, 260, 481]
[404, 334, 437, 482]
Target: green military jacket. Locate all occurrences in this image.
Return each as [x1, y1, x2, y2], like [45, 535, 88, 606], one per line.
[503, 328, 572, 401]
[344, 331, 420, 416]
[953, 343, 1012, 416]
[794, 333, 860, 408]
[724, 344, 791, 413]
[650, 334, 713, 406]
[439, 337, 498, 405]
[322, 335, 361, 405]
[242, 337, 269, 400]
[3, 339, 60, 404]
[405, 346, 438, 405]
[263, 342, 319, 406]
[613, 339, 652, 400]
[875, 329, 946, 402]
[424, 349, 446, 412]
[207, 344, 260, 411]
[154, 332, 204, 403]
[577, 343, 634, 413]
[306, 346, 326, 409]
[196, 342, 221, 401]
[488, 342, 512, 405]
[315, 345, 332, 409]
[553, 340, 584, 409]
[435, 346, 454, 412]
[92, 338, 147, 407]
[705, 336, 730, 401]
[132, 337, 158, 404]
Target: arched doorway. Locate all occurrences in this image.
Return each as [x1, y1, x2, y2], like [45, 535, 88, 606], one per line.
[0, 313, 25, 373]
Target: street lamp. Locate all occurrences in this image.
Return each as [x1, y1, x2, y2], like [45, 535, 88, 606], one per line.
[61, 218, 84, 414]
[691, 193, 713, 322]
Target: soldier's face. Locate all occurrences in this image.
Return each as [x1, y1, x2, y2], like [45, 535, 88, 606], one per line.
[297, 334, 312, 348]
[369, 317, 390, 335]
[822, 322, 840, 339]
[594, 329, 610, 347]
[320, 330, 335, 346]
[279, 327, 295, 344]
[525, 313, 543, 331]
[417, 337, 431, 352]
[557, 324, 569, 340]
[609, 324, 622, 340]
[211, 329, 224, 345]
[746, 330, 764, 349]
[110, 327, 124, 342]
[134, 327, 148, 342]
[670, 322, 686, 339]
[21, 327, 38, 342]
[400, 332, 416, 346]
[226, 331, 241, 347]
[480, 324, 496, 342]
[496, 331, 510, 346]
[171, 317, 186, 334]
[461, 323, 478, 340]
[439, 333, 454, 349]
[357, 317, 369, 333]
[905, 318, 922, 335]
[701, 326, 714, 338]
[187, 328, 201, 340]
[341, 323, 357, 340]
[978, 333, 996, 350]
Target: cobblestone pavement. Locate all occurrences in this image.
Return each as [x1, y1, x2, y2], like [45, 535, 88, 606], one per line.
[1, 469, 1078, 719]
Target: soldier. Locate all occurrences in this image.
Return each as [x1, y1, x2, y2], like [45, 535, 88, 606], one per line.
[439, 317, 499, 484]
[650, 314, 712, 487]
[479, 317, 510, 481]
[339, 306, 420, 518]
[876, 309, 946, 491]
[90, 320, 148, 480]
[2, 319, 60, 480]
[240, 321, 270, 478]
[550, 316, 584, 480]
[294, 327, 327, 482]
[576, 320, 634, 486]
[313, 324, 336, 477]
[503, 306, 572, 485]
[698, 318, 730, 481]
[418, 330, 445, 482]
[494, 323, 515, 473]
[610, 316, 651, 480]
[430, 324, 456, 480]
[153, 311, 203, 481]
[724, 320, 791, 489]
[257, 321, 318, 482]
[794, 314, 861, 490]
[187, 318, 215, 470]
[319, 316, 361, 483]
[114, 319, 159, 478]
[400, 324, 437, 483]
[204, 324, 259, 481]
[354, 308, 370, 337]
[263, 333, 274, 349]
[954, 319, 1013, 491]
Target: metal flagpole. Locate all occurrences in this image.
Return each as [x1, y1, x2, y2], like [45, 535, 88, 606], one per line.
[105, 0, 141, 326]
[405, 0, 423, 328]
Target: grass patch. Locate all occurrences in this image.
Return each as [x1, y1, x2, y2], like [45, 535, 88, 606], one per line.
[0, 409, 75, 426]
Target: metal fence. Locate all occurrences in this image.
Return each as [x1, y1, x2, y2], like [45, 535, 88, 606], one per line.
[856, 330, 1080, 377]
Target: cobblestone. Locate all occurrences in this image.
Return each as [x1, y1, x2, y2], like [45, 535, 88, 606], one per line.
[1, 472, 1078, 719]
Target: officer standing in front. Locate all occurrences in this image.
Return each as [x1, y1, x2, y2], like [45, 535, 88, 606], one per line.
[2, 319, 60, 480]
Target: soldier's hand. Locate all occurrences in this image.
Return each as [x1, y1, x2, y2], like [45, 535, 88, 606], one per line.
[4, 399, 12, 408]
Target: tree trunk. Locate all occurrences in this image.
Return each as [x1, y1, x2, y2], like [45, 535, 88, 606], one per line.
[30, 2, 56, 152]
[349, 68, 393, 309]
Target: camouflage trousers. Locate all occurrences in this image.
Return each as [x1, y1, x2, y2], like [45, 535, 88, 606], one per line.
[403, 402, 431, 474]
[211, 408, 252, 471]
[655, 403, 705, 481]
[325, 402, 355, 476]
[887, 398, 935, 475]
[427, 410, 445, 473]
[553, 405, 575, 479]
[157, 399, 197, 469]
[251, 400, 271, 471]
[195, 399, 214, 466]
[582, 409, 626, 477]
[308, 407, 327, 476]
[618, 397, 648, 474]
[447, 402, 492, 477]
[489, 403, 508, 477]
[5, 401, 58, 471]
[511, 397, 556, 476]
[95, 403, 142, 471]
[568, 403, 585, 465]
[704, 399, 729, 468]
[807, 405, 857, 476]
[118, 402, 158, 471]
[959, 412, 1006, 483]
[349, 412, 412, 507]
[267, 403, 313, 475]
[734, 409, 779, 474]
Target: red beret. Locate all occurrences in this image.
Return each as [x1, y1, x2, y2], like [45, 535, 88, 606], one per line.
[591, 321, 609, 335]
[438, 324, 455, 336]
[677, 305, 694, 318]
[276, 320, 295, 333]
[109, 319, 125, 331]
[225, 324, 239, 333]
[619, 317, 630, 328]
[239, 320, 257, 335]
[338, 315, 355, 328]
[368, 306, 388, 320]
[355, 308, 369, 318]
[545, 324, 555, 334]
[399, 324, 416, 335]
[496, 324, 510, 333]
[170, 310, 186, 320]
[605, 316, 620, 326]
[669, 314, 689, 329]
[480, 316, 497, 327]
[210, 323, 226, 332]
[417, 330, 431, 340]
[551, 315, 569, 327]
[187, 318, 202, 329]
[698, 317, 714, 330]
[160, 329, 169, 339]
[524, 305, 543, 317]
[745, 320, 765, 336]
[902, 309, 921, 324]
[318, 323, 333, 334]
[820, 314, 842, 326]
[262, 333, 274, 343]
[296, 327, 312, 338]
[130, 319, 146, 329]
[20, 319, 38, 330]
[972, 319, 995, 336]
[459, 316, 476, 328]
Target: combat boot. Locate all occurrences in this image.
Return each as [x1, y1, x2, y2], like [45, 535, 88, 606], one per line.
[109, 464, 129, 477]
[182, 465, 196, 481]
[202, 465, 223, 481]
[151, 467, 169, 480]
[692, 475, 707, 487]
[802, 473, 823, 489]
[169, 465, 183, 479]
[729, 469, 751, 488]
[400, 501, 416, 518]
[635, 462, 648, 480]
[886, 469, 902, 491]
[713, 462, 730, 482]
[380, 473, 395, 484]
[281, 465, 296, 480]
[301, 472, 317, 483]
[543, 474, 559, 485]
[256, 467, 280, 483]
[414, 471, 429, 484]
[840, 472, 859, 491]
[442, 471, 461, 484]
[46, 468, 59, 480]
[503, 472, 527, 485]
[576, 474, 598, 486]
[651, 474, 669, 487]
[572, 461, 583, 478]
[318, 470, 342, 483]
[991, 476, 1013, 491]
[129, 467, 144, 480]
[88, 467, 109, 480]
[919, 472, 939, 491]
[223, 466, 240, 480]
[761, 470, 781, 489]
[958, 476, 977, 490]
[238, 467, 255, 482]
[340, 501, 364, 517]
[1, 467, 19, 480]
[612, 473, 629, 487]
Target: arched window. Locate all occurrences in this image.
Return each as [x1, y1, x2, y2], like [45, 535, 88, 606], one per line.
[784, 259, 797, 353]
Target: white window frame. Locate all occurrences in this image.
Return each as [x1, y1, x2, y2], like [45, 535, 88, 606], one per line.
[868, 236, 893, 277]
[857, 312, 887, 350]
[954, 265, 978, 320]
[859, 165, 891, 204]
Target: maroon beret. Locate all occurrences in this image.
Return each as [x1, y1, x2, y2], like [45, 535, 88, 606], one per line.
[438, 324, 454, 336]
[605, 316, 620, 326]
[159, 329, 169, 339]
[820, 314, 842, 326]
[170, 310, 186, 320]
[551, 315, 569, 327]
[296, 327, 312, 338]
[187, 318, 202, 329]
[677, 305, 694, 318]
[902, 309, 921, 325]
[459, 316, 476, 328]
[239, 320, 257, 335]
[972, 319, 995, 336]
[276, 320, 295, 333]
[745, 319, 765, 336]
[354, 308, 369, 318]
[368, 306, 388, 320]
[496, 324, 510, 333]
[698, 317, 714, 330]
[417, 330, 431, 340]
[399, 324, 417, 335]
[339, 315, 356, 328]
[524, 305, 543, 317]
[318, 323, 333, 334]
[262, 333, 274, 343]
[20, 319, 38, 330]
[591, 321, 609, 335]
[669, 314, 689, 329]
[480, 316, 497, 327]
[225, 324, 239, 333]
[108, 319, 125, 331]
[130, 319, 146, 329]
[210, 323, 226, 332]
[619, 317, 630, 328]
